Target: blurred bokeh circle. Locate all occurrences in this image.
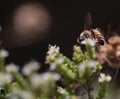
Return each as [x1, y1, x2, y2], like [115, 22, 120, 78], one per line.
[4, 2, 51, 47]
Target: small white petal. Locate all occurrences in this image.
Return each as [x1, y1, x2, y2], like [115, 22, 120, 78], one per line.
[5, 63, 19, 73]
[22, 91, 34, 99]
[106, 75, 111, 82]
[98, 77, 104, 83]
[30, 72, 60, 88]
[54, 73, 61, 81]
[78, 63, 85, 72]
[81, 38, 95, 46]
[30, 74, 43, 88]
[81, 40, 86, 45]
[6, 73, 13, 82]
[22, 60, 40, 76]
[41, 72, 51, 81]
[57, 58, 64, 64]
[89, 39, 96, 46]
[98, 73, 112, 83]
[100, 73, 105, 78]
[58, 87, 65, 94]
[47, 45, 60, 56]
[89, 60, 97, 68]
[98, 73, 105, 83]
[64, 64, 67, 66]
[10, 88, 34, 99]
[0, 49, 9, 58]
[0, 73, 12, 86]
[49, 63, 56, 71]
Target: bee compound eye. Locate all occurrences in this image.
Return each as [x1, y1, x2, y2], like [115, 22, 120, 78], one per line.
[77, 37, 83, 42]
[99, 40, 105, 45]
[79, 37, 84, 41]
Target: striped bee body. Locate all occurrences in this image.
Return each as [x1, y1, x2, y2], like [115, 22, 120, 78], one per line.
[91, 28, 106, 46]
[77, 13, 106, 48]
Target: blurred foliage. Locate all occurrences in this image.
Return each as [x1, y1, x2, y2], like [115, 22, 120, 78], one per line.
[0, 39, 113, 99]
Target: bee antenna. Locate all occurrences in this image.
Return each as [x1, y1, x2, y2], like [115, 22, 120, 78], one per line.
[84, 12, 92, 30]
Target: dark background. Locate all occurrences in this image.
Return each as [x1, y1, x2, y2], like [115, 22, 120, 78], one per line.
[0, 0, 119, 72]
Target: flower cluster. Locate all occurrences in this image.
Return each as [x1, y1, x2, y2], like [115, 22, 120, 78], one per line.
[0, 44, 112, 99]
[46, 44, 110, 99]
[96, 73, 111, 99]
[47, 44, 60, 59]
[81, 38, 96, 47]
[0, 49, 61, 99]
[98, 73, 111, 83]
[0, 49, 9, 58]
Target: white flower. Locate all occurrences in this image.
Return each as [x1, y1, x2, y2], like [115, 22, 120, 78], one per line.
[89, 39, 96, 46]
[5, 63, 19, 73]
[6, 73, 13, 82]
[78, 63, 85, 72]
[41, 72, 51, 81]
[0, 49, 9, 58]
[88, 60, 97, 69]
[57, 86, 68, 95]
[10, 88, 22, 99]
[30, 72, 61, 88]
[21, 91, 34, 99]
[47, 45, 59, 57]
[49, 63, 56, 71]
[30, 73, 50, 88]
[106, 76, 112, 82]
[22, 60, 40, 76]
[53, 73, 61, 81]
[64, 64, 67, 66]
[58, 87, 65, 94]
[10, 88, 34, 99]
[98, 73, 111, 83]
[56, 57, 64, 64]
[0, 73, 12, 86]
[98, 73, 105, 83]
[30, 74, 42, 88]
[41, 72, 61, 81]
[81, 38, 95, 46]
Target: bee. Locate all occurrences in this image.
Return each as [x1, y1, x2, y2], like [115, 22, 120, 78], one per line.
[77, 12, 106, 48]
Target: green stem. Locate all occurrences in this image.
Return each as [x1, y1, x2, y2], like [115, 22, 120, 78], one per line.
[0, 57, 4, 72]
[96, 82, 107, 99]
[11, 71, 28, 89]
[88, 90, 91, 99]
[86, 80, 92, 99]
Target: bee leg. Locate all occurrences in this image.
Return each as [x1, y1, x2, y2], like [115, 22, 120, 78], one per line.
[77, 37, 80, 43]
[114, 68, 119, 79]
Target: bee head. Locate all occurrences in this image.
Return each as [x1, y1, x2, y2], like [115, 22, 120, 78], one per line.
[77, 30, 91, 44]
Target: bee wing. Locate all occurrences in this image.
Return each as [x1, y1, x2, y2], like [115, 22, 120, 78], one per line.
[84, 12, 92, 30]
